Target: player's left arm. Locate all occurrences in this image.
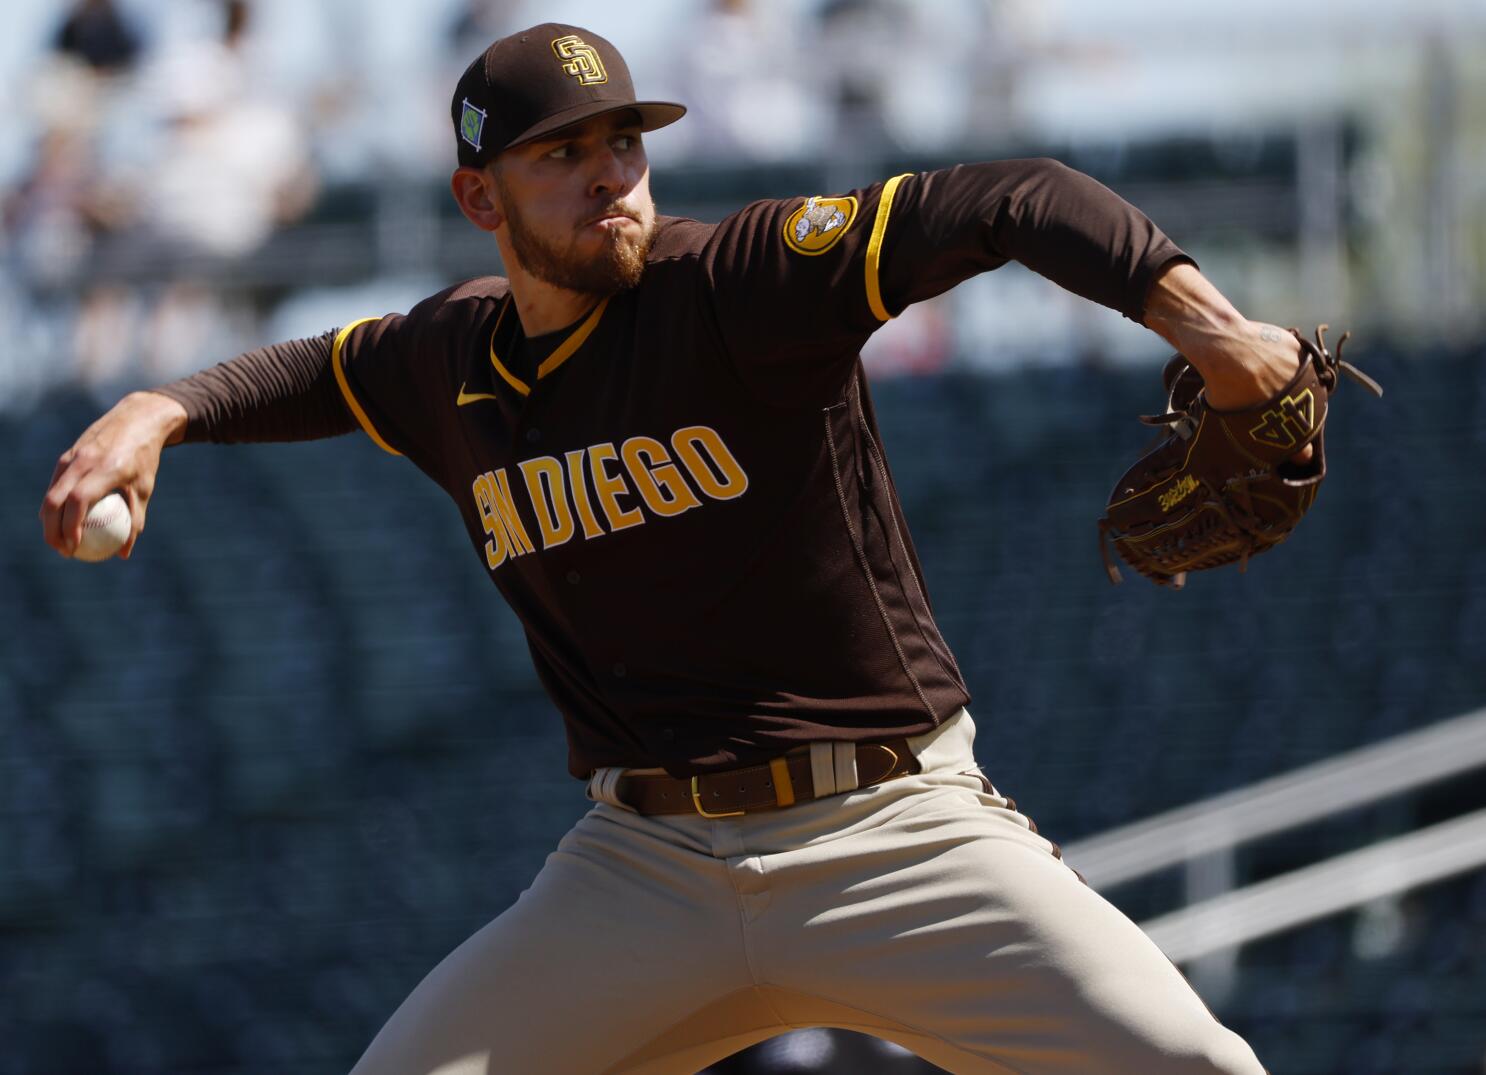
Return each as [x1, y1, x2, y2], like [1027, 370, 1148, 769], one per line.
[1140, 259, 1303, 410]
[870, 160, 1303, 410]
[702, 158, 1296, 405]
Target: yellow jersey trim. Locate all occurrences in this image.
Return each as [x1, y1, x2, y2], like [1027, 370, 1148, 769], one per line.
[332, 317, 402, 456]
[489, 295, 610, 396]
[539, 296, 609, 379]
[486, 297, 527, 395]
[488, 353, 531, 396]
[865, 173, 913, 322]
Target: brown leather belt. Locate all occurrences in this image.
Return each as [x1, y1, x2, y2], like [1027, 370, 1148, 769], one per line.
[616, 739, 920, 817]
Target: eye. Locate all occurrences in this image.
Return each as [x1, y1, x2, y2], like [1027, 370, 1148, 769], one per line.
[545, 144, 572, 160]
[613, 134, 638, 151]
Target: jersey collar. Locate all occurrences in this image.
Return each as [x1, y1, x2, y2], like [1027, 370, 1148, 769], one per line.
[489, 293, 611, 397]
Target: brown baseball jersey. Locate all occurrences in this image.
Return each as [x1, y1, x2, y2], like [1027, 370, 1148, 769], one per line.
[160, 159, 1192, 779]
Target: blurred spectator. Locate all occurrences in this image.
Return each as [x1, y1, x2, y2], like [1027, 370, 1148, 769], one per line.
[812, 0, 1045, 153]
[143, 280, 255, 383]
[53, 0, 144, 76]
[12, 0, 140, 290]
[814, 0, 912, 153]
[61, 276, 252, 395]
[671, 0, 822, 162]
[2, 126, 113, 287]
[136, 0, 317, 257]
[140, 66, 315, 257]
[963, 0, 1048, 145]
[71, 283, 143, 386]
[224, 0, 251, 48]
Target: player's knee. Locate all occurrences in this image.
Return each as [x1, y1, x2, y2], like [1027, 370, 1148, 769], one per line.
[1174, 1024, 1266, 1075]
[1099, 1006, 1263, 1075]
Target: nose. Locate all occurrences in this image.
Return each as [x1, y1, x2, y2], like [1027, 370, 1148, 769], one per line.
[586, 145, 628, 200]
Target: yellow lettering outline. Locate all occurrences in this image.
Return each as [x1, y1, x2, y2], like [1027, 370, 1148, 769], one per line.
[551, 35, 608, 86]
[490, 469, 535, 555]
[672, 426, 749, 501]
[588, 443, 645, 532]
[472, 472, 510, 569]
[518, 457, 576, 549]
[622, 436, 703, 519]
[565, 449, 607, 540]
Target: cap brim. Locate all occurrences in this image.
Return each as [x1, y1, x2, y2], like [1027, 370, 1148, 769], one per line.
[503, 100, 686, 151]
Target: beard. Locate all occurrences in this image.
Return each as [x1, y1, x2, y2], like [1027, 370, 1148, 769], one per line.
[497, 176, 656, 296]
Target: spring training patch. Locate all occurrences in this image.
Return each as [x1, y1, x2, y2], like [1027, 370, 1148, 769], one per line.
[459, 99, 487, 153]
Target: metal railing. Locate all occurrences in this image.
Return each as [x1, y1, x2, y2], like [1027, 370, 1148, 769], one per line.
[1061, 707, 1486, 961]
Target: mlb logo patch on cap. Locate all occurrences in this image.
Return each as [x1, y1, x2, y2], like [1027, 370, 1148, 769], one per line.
[459, 98, 487, 152]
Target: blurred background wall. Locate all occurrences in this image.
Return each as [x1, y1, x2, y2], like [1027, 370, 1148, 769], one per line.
[2, 1, 1484, 1073]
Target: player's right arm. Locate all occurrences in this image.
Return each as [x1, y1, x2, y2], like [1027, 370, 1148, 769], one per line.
[40, 278, 478, 558]
[39, 330, 356, 558]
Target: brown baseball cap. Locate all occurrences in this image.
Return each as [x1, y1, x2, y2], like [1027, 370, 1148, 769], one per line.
[451, 23, 686, 167]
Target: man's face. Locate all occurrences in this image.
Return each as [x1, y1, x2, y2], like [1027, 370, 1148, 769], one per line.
[488, 111, 657, 297]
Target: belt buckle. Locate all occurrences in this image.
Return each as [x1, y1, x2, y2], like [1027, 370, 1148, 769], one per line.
[690, 775, 745, 818]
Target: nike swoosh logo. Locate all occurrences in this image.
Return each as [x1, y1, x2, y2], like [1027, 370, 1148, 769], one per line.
[456, 383, 500, 407]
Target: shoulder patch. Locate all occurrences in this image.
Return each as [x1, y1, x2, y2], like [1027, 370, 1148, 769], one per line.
[783, 195, 859, 256]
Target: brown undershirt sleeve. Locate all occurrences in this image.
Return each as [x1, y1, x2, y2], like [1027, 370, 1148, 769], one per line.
[152, 331, 357, 444]
[878, 159, 1196, 325]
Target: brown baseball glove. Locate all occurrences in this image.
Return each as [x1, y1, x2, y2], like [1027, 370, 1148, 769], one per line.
[1098, 325, 1382, 589]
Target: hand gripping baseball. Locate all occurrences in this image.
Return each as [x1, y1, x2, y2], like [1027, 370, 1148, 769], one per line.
[40, 391, 188, 560]
[1098, 325, 1383, 588]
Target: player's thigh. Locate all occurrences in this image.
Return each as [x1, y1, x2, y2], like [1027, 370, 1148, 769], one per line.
[349, 807, 753, 1075]
[763, 783, 1262, 1075]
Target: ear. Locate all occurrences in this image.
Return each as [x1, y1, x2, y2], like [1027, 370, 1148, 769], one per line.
[451, 166, 504, 232]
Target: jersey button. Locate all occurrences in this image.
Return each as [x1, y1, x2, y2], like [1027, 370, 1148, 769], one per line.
[525, 428, 541, 444]
[612, 662, 627, 678]
[566, 570, 581, 585]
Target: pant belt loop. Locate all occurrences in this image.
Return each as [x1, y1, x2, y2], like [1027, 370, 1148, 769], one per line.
[832, 741, 859, 793]
[586, 767, 636, 812]
[809, 742, 838, 797]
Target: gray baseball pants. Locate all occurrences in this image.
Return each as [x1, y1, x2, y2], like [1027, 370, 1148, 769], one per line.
[349, 710, 1264, 1074]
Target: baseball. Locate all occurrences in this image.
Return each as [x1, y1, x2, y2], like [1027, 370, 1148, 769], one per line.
[73, 492, 131, 562]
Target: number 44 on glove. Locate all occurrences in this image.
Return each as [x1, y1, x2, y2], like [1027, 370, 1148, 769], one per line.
[1098, 325, 1383, 590]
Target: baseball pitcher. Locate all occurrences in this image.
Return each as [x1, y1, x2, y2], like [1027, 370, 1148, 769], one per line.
[41, 23, 1324, 1074]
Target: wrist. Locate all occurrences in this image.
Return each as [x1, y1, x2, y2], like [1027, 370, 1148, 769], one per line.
[1142, 263, 1302, 409]
[1142, 261, 1246, 356]
[129, 390, 190, 446]
[1194, 322, 1303, 411]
